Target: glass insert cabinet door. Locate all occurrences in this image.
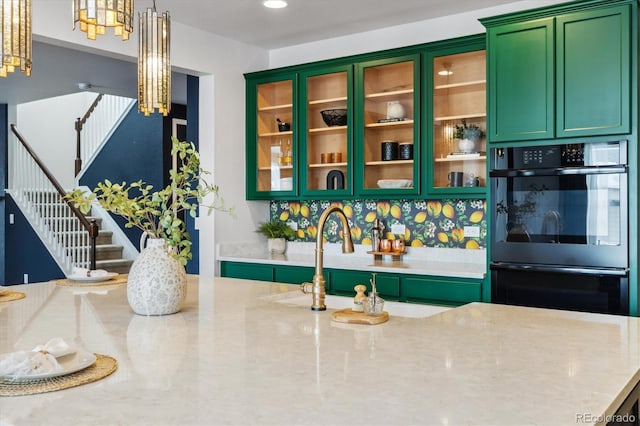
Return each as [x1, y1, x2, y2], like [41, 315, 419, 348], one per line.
[302, 67, 351, 196]
[359, 56, 420, 194]
[432, 50, 486, 190]
[255, 79, 295, 194]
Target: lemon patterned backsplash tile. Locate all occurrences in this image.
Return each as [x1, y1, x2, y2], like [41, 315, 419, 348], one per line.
[270, 199, 486, 249]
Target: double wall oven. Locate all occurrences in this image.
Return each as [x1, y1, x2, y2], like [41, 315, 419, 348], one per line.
[489, 141, 629, 315]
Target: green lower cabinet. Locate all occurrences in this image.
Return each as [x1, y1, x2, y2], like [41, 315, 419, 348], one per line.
[400, 276, 482, 305]
[221, 261, 483, 305]
[327, 269, 400, 300]
[220, 262, 274, 282]
[273, 265, 315, 285]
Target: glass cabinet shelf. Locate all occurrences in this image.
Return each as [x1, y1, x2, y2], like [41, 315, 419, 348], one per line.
[365, 159, 413, 166]
[308, 126, 347, 133]
[308, 162, 348, 168]
[308, 96, 348, 105]
[365, 88, 414, 99]
[365, 119, 414, 129]
[258, 104, 293, 112]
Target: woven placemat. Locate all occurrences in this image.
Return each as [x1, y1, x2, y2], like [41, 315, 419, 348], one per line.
[53, 275, 128, 287]
[0, 291, 26, 303]
[0, 354, 117, 397]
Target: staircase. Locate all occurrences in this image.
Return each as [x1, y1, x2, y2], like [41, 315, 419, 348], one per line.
[85, 211, 134, 274]
[24, 189, 134, 274]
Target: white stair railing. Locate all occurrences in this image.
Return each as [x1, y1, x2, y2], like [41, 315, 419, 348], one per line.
[9, 125, 98, 276]
[75, 94, 135, 178]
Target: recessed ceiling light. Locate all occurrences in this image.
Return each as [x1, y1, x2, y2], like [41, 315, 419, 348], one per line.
[263, 1, 288, 9]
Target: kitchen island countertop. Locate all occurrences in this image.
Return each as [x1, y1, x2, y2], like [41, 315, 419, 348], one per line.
[0, 275, 638, 425]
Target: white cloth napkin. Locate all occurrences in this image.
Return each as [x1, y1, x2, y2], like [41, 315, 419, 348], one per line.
[0, 338, 76, 378]
[70, 267, 109, 278]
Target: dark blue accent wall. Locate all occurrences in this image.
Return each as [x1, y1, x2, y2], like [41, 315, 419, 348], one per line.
[4, 194, 64, 285]
[186, 75, 199, 274]
[80, 103, 163, 248]
[1, 104, 7, 284]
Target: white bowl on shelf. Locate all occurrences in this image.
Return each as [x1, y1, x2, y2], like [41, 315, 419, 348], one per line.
[279, 177, 293, 191]
[377, 179, 413, 188]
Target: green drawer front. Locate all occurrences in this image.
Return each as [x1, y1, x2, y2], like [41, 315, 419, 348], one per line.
[401, 277, 481, 304]
[274, 265, 314, 285]
[220, 262, 274, 282]
[328, 269, 400, 299]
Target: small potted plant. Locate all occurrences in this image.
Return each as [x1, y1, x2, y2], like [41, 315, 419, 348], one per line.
[256, 220, 295, 254]
[454, 119, 483, 153]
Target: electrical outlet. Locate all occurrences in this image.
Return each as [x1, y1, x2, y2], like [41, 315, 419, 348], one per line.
[193, 217, 200, 230]
[463, 226, 480, 238]
[391, 223, 406, 235]
[287, 221, 298, 231]
[23, 274, 29, 284]
[9, 214, 14, 224]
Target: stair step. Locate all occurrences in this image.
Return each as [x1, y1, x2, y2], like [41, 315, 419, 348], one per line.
[95, 244, 124, 261]
[97, 230, 113, 245]
[96, 258, 134, 275]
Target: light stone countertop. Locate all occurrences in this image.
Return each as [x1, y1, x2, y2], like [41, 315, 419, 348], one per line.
[1, 275, 638, 425]
[217, 242, 487, 279]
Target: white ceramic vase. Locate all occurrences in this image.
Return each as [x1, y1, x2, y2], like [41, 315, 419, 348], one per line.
[268, 237, 286, 255]
[127, 236, 187, 316]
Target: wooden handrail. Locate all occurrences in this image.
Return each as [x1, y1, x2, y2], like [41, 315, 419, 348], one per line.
[74, 93, 104, 176]
[10, 124, 98, 270]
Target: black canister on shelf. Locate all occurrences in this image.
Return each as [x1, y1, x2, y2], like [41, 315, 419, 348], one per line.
[381, 141, 399, 161]
[399, 142, 413, 160]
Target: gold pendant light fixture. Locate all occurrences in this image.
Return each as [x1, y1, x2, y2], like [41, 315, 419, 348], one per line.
[138, 0, 171, 116]
[73, 0, 134, 40]
[0, 0, 32, 77]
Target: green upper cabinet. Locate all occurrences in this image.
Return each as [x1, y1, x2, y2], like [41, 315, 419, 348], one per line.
[355, 54, 421, 196]
[486, 18, 554, 142]
[482, 1, 632, 143]
[246, 72, 298, 199]
[426, 39, 487, 193]
[556, 5, 630, 137]
[299, 64, 353, 198]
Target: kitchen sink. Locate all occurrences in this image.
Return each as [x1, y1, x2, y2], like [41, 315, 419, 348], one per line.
[271, 293, 451, 318]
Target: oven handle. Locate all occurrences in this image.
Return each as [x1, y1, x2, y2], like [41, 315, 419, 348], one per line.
[489, 164, 627, 177]
[490, 262, 628, 276]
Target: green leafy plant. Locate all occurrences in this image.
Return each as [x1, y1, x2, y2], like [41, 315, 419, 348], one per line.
[256, 220, 295, 240]
[65, 137, 233, 265]
[454, 119, 483, 140]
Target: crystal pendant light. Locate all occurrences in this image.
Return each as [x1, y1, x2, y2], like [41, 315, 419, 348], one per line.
[0, 0, 32, 77]
[138, 0, 170, 116]
[73, 0, 134, 41]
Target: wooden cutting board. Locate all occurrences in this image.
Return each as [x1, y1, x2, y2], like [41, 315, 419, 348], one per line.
[331, 308, 389, 325]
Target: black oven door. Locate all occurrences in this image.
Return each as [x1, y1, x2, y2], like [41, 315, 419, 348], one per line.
[491, 263, 629, 315]
[490, 141, 628, 268]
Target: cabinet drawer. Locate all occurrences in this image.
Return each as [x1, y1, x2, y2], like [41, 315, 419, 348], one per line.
[274, 265, 314, 285]
[401, 276, 481, 304]
[328, 269, 400, 299]
[220, 262, 274, 282]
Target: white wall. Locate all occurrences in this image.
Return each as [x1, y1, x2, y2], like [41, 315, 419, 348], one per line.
[27, 0, 570, 277]
[16, 93, 95, 189]
[269, 0, 568, 67]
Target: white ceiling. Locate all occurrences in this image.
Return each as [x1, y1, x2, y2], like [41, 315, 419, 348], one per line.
[0, 0, 518, 106]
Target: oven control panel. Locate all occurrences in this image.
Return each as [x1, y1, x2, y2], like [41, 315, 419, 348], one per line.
[512, 144, 584, 168]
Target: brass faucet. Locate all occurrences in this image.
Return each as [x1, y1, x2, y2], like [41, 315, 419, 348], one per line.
[301, 206, 354, 311]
